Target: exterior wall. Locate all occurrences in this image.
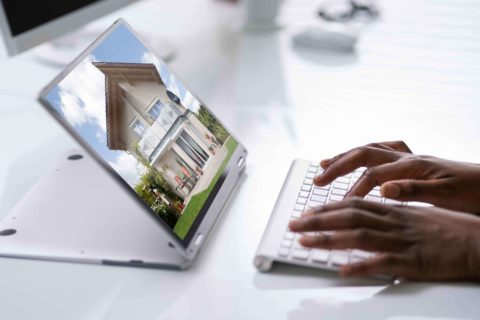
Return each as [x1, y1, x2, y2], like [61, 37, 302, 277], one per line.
[117, 80, 185, 159]
[187, 115, 218, 152]
[119, 95, 143, 150]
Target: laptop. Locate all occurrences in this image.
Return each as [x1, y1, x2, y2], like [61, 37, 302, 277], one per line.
[0, 19, 247, 269]
[254, 160, 402, 273]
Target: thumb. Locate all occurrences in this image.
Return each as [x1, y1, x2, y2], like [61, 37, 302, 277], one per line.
[380, 179, 442, 202]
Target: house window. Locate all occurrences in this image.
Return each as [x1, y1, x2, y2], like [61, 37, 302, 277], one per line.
[147, 101, 163, 121]
[147, 100, 183, 132]
[176, 130, 210, 168]
[130, 119, 146, 138]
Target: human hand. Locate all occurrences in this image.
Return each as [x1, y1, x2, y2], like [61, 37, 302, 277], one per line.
[289, 198, 480, 281]
[314, 141, 480, 214]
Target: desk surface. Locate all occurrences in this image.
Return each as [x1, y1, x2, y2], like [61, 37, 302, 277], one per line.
[0, 0, 479, 319]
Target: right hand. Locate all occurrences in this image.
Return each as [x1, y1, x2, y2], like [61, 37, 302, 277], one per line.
[314, 141, 480, 214]
[290, 198, 480, 281]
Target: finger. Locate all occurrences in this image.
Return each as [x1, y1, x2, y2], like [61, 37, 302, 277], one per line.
[299, 229, 411, 252]
[320, 151, 347, 169]
[320, 144, 390, 170]
[307, 197, 397, 217]
[320, 141, 411, 170]
[340, 253, 410, 278]
[347, 160, 418, 197]
[314, 147, 401, 186]
[381, 179, 448, 204]
[290, 208, 400, 233]
[377, 140, 412, 153]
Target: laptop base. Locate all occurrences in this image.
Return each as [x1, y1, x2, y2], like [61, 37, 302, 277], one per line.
[0, 150, 190, 270]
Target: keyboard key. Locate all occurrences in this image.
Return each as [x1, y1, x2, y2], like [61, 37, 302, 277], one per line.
[306, 172, 316, 179]
[352, 250, 371, 260]
[307, 167, 317, 173]
[293, 239, 305, 249]
[353, 170, 364, 178]
[349, 255, 364, 264]
[301, 184, 312, 192]
[299, 191, 310, 198]
[331, 251, 350, 266]
[365, 195, 382, 203]
[291, 210, 302, 218]
[308, 200, 323, 208]
[281, 239, 293, 248]
[294, 204, 305, 211]
[304, 178, 314, 185]
[311, 249, 330, 264]
[331, 188, 347, 196]
[309, 161, 319, 167]
[333, 182, 349, 190]
[284, 232, 295, 240]
[311, 195, 327, 203]
[297, 198, 307, 205]
[292, 249, 310, 261]
[369, 188, 382, 197]
[279, 247, 290, 257]
[313, 188, 328, 196]
[329, 194, 344, 202]
[385, 199, 402, 205]
[336, 176, 351, 184]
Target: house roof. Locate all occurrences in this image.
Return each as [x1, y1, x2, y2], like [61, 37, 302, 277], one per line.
[93, 62, 165, 150]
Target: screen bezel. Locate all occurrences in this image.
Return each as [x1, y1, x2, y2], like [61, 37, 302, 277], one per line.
[38, 19, 247, 259]
[0, 0, 137, 56]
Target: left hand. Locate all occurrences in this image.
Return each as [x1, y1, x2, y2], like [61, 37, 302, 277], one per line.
[288, 198, 480, 281]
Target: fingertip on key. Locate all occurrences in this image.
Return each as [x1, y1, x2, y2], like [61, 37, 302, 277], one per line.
[288, 220, 300, 231]
[320, 159, 332, 169]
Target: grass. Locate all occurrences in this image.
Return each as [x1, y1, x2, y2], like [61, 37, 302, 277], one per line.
[173, 137, 238, 239]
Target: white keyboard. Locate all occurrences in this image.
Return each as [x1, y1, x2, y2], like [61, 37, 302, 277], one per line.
[278, 161, 403, 270]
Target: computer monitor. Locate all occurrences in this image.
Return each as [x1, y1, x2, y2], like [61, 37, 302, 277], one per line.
[0, 0, 137, 56]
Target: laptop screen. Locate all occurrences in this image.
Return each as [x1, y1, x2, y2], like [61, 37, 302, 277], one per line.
[39, 22, 239, 246]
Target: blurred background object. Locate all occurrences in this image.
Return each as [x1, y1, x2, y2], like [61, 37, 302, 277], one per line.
[0, 0, 175, 66]
[318, 0, 379, 24]
[242, 0, 283, 30]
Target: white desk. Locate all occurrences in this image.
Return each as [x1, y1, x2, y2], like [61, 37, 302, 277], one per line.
[0, 0, 479, 319]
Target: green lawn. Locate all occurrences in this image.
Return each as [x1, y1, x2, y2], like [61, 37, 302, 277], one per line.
[173, 137, 238, 239]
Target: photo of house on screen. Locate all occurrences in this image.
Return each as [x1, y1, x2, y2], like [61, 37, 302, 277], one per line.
[93, 62, 232, 231]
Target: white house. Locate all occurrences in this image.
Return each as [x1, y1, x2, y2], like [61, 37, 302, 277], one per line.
[94, 62, 225, 200]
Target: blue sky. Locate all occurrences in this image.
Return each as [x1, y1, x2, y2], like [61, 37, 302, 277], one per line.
[43, 24, 198, 186]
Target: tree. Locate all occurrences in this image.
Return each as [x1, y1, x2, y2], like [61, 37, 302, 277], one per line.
[134, 168, 181, 228]
[195, 105, 229, 145]
[132, 146, 184, 228]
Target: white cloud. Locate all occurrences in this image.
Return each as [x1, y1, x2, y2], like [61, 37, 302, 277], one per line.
[109, 153, 147, 187]
[57, 55, 107, 132]
[182, 91, 200, 112]
[141, 51, 159, 66]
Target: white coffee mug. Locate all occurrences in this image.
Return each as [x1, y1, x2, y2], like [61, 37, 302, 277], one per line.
[243, 0, 282, 30]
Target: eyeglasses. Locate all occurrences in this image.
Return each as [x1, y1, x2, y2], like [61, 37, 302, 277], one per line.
[318, 0, 379, 23]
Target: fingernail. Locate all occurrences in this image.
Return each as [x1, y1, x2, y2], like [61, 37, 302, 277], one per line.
[381, 183, 400, 198]
[314, 175, 325, 185]
[299, 236, 315, 246]
[288, 220, 299, 231]
[320, 159, 332, 168]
